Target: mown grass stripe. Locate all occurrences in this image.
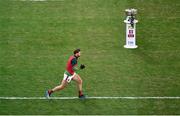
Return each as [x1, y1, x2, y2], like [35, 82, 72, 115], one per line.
[0, 97, 180, 100]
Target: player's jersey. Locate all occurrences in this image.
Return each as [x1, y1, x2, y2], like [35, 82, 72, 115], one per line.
[65, 55, 78, 75]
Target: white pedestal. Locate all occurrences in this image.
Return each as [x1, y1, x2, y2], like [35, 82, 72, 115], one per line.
[124, 19, 138, 49]
[124, 45, 138, 48]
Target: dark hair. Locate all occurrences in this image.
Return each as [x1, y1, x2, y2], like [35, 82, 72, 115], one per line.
[73, 48, 80, 54]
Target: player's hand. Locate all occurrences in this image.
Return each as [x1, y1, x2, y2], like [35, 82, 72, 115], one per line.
[80, 64, 85, 69]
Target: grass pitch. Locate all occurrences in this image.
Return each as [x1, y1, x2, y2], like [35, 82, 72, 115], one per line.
[0, 0, 180, 115]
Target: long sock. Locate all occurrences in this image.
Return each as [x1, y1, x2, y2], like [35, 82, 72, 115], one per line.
[79, 91, 83, 96]
[48, 90, 53, 95]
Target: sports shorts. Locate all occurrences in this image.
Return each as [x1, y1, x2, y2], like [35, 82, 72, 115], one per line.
[63, 72, 76, 83]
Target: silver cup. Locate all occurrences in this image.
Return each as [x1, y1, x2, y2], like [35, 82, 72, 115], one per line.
[125, 9, 137, 16]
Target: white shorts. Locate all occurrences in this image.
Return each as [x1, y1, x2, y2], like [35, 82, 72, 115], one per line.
[63, 73, 76, 83]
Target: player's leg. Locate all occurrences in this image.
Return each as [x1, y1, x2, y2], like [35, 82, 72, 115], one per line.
[46, 80, 68, 98]
[72, 74, 85, 98]
[52, 80, 68, 92]
[45, 74, 69, 98]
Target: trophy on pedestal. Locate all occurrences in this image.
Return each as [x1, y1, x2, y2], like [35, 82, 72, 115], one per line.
[124, 9, 138, 49]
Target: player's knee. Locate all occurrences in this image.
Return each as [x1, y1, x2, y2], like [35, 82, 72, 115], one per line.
[79, 78, 83, 84]
[60, 85, 66, 90]
[60, 83, 67, 89]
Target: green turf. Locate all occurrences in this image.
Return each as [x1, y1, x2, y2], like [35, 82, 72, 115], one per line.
[1, 99, 180, 115]
[0, 0, 180, 115]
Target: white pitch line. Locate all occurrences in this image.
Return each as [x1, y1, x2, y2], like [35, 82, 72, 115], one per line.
[19, 0, 64, 1]
[19, 0, 47, 1]
[0, 97, 180, 100]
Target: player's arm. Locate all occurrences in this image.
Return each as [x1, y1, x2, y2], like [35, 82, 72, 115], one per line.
[73, 65, 79, 71]
[71, 58, 79, 72]
[71, 58, 85, 72]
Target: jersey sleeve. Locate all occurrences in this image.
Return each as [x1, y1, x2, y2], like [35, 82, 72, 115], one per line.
[71, 58, 77, 66]
[71, 58, 79, 72]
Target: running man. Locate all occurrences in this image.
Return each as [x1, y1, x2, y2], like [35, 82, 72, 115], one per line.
[45, 49, 86, 99]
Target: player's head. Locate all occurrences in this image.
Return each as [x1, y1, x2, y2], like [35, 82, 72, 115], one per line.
[74, 48, 81, 57]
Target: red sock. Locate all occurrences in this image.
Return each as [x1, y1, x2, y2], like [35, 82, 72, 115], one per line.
[48, 90, 53, 95]
[79, 91, 83, 96]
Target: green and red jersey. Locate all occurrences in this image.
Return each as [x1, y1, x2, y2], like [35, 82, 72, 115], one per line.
[65, 55, 79, 76]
